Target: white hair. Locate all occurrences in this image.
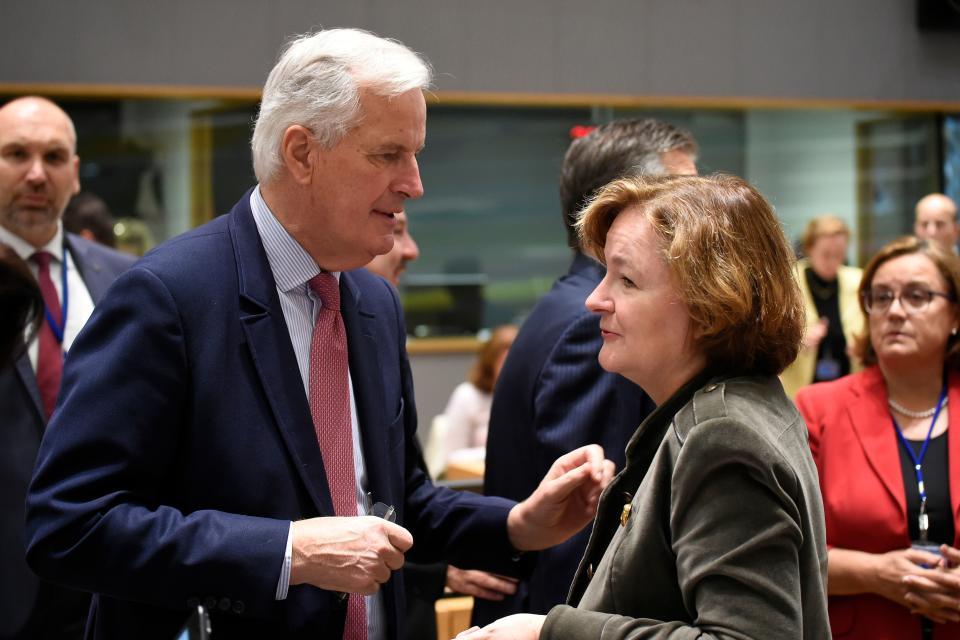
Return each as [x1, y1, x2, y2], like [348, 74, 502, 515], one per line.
[251, 28, 433, 183]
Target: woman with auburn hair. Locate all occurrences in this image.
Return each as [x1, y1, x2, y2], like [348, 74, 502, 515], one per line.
[458, 174, 829, 639]
[781, 215, 864, 398]
[796, 236, 960, 639]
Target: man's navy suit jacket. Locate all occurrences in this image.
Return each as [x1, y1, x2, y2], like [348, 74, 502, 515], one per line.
[0, 233, 134, 639]
[475, 252, 654, 625]
[25, 193, 517, 640]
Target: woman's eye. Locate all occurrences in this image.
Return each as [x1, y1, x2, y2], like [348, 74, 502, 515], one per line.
[621, 276, 635, 288]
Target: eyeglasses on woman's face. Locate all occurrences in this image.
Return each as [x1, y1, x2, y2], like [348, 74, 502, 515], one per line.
[862, 285, 955, 315]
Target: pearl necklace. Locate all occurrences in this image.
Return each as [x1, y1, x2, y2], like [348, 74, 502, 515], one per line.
[888, 397, 948, 419]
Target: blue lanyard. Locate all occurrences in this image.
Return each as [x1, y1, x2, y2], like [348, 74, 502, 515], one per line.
[892, 386, 948, 542]
[42, 251, 69, 346]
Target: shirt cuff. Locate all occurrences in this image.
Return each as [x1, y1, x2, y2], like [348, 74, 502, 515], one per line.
[275, 522, 293, 600]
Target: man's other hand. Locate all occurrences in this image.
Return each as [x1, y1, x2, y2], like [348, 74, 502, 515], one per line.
[446, 566, 518, 601]
[506, 444, 614, 551]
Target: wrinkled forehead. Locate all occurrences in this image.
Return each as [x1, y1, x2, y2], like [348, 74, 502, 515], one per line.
[873, 252, 948, 288]
[0, 99, 77, 153]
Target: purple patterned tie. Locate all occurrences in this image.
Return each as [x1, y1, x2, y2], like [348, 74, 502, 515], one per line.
[307, 273, 366, 640]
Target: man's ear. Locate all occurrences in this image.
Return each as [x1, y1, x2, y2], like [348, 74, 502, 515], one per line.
[280, 125, 315, 185]
[71, 155, 80, 195]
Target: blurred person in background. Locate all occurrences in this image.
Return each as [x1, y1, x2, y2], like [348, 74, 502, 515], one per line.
[0, 96, 134, 640]
[364, 214, 517, 640]
[781, 214, 863, 398]
[442, 324, 518, 464]
[462, 174, 828, 639]
[366, 209, 419, 286]
[797, 236, 960, 640]
[62, 191, 116, 248]
[477, 118, 697, 625]
[915, 193, 959, 254]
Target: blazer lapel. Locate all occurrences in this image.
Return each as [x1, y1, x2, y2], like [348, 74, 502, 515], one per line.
[948, 371, 960, 546]
[847, 367, 906, 518]
[15, 352, 44, 426]
[340, 272, 391, 507]
[228, 199, 335, 517]
[65, 233, 112, 303]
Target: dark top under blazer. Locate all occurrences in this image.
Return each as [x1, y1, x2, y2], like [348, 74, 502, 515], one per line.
[476, 252, 654, 624]
[25, 193, 518, 640]
[0, 233, 134, 639]
[544, 373, 830, 640]
[797, 367, 960, 640]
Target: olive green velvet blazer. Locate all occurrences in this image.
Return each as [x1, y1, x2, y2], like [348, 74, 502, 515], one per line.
[543, 373, 830, 639]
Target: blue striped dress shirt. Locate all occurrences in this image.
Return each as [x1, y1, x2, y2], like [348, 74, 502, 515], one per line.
[250, 186, 385, 640]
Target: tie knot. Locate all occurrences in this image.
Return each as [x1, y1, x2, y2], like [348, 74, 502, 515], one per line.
[308, 272, 340, 310]
[31, 251, 53, 269]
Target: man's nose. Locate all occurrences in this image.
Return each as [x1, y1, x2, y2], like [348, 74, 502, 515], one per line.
[403, 236, 420, 261]
[25, 158, 47, 185]
[396, 157, 424, 200]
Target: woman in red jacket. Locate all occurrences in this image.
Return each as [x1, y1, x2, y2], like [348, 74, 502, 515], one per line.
[797, 236, 960, 639]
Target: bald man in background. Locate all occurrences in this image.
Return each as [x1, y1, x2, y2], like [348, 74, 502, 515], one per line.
[0, 97, 134, 639]
[914, 193, 959, 253]
[366, 210, 419, 287]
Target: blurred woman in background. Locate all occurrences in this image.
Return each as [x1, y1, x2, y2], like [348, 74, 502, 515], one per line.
[782, 214, 863, 398]
[797, 236, 960, 639]
[442, 324, 518, 463]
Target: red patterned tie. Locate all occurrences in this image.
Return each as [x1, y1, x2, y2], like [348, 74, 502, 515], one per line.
[30, 251, 63, 420]
[307, 273, 367, 640]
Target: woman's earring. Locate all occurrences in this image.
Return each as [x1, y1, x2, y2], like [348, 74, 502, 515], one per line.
[953, 327, 958, 336]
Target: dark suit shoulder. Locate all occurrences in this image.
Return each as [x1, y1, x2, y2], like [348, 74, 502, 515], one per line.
[67, 233, 137, 271]
[129, 217, 233, 286]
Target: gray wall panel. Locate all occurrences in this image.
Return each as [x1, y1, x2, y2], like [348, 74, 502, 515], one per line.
[2, 0, 959, 101]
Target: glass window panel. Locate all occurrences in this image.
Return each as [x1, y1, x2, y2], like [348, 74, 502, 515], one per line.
[5, 95, 951, 336]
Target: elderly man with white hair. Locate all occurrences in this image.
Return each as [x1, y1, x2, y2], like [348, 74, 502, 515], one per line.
[24, 28, 613, 640]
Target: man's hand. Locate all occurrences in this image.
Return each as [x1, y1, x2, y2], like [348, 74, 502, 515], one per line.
[454, 613, 545, 640]
[446, 566, 518, 601]
[506, 444, 614, 551]
[289, 516, 413, 594]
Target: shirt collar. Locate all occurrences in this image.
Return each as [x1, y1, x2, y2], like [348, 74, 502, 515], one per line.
[0, 222, 65, 263]
[248, 185, 339, 293]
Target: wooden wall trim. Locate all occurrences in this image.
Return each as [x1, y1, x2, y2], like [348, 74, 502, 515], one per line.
[406, 337, 481, 355]
[2, 83, 959, 113]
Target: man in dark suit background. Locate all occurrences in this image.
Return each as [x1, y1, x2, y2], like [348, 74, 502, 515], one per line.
[0, 96, 135, 640]
[475, 119, 698, 626]
[25, 29, 612, 640]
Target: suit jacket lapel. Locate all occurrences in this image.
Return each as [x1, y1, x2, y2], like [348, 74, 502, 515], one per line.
[340, 272, 391, 507]
[948, 371, 960, 546]
[66, 233, 112, 303]
[15, 352, 44, 426]
[229, 198, 335, 517]
[847, 367, 906, 518]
